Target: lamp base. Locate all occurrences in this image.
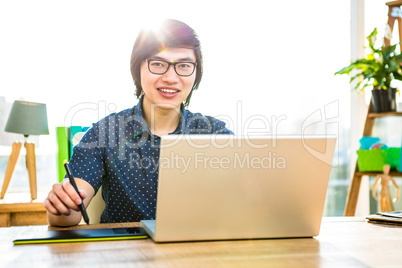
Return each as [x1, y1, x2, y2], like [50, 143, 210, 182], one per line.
[0, 142, 38, 200]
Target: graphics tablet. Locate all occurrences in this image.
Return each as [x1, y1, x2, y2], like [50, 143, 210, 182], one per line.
[13, 227, 148, 245]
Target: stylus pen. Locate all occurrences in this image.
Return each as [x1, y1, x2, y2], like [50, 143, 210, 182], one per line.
[63, 162, 90, 225]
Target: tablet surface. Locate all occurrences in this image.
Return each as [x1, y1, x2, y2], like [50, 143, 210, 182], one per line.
[13, 227, 148, 245]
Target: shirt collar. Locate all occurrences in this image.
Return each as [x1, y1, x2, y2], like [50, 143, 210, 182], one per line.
[132, 96, 188, 137]
[173, 106, 188, 134]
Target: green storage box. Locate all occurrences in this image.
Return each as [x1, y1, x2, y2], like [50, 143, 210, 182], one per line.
[357, 148, 400, 172]
[387, 147, 401, 170]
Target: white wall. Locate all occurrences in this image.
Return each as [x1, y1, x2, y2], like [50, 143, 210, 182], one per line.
[0, 1, 352, 204]
[0, 0, 351, 137]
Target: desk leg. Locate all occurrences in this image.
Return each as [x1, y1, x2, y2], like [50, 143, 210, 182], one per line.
[1, 142, 22, 199]
[25, 143, 37, 200]
[344, 171, 363, 216]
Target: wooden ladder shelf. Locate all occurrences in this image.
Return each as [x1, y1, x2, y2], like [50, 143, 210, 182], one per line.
[344, 103, 402, 216]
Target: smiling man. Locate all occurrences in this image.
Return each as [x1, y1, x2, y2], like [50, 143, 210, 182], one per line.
[44, 19, 233, 227]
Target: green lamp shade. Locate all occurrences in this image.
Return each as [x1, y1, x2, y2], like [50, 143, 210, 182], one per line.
[4, 100, 49, 136]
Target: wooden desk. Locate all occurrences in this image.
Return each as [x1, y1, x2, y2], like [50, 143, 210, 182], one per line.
[1, 217, 401, 267]
[0, 192, 47, 227]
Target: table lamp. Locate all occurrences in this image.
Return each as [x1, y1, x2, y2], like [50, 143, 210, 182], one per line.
[1, 100, 49, 200]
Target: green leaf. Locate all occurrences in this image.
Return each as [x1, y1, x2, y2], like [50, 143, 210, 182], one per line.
[393, 71, 402, 81]
[335, 27, 402, 92]
[367, 28, 378, 50]
[394, 54, 402, 63]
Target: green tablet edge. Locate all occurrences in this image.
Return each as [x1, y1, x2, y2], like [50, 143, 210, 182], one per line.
[13, 235, 148, 245]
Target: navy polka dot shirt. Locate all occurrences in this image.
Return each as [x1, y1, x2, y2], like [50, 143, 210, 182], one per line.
[69, 97, 233, 223]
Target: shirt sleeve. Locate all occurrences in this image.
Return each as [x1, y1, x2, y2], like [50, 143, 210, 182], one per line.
[69, 123, 105, 194]
[205, 116, 234, 135]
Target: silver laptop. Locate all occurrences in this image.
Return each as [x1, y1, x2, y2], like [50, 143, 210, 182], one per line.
[141, 135, 336, 242]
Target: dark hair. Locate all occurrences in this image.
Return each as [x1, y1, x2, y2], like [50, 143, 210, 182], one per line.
[130, 19, 203, 107]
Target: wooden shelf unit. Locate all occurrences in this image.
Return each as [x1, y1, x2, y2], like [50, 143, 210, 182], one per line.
[344, 108, 402, 216]
[0, 192, 47, 227]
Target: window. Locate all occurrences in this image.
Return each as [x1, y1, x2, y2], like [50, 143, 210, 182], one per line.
[0, 0, 352, 215]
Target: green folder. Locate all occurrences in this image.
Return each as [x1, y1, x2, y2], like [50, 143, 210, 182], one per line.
[69, 126, 83, 158]
[56, 126, 69, 182]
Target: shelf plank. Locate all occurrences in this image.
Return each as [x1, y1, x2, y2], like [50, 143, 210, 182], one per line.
[368, 112, 402, 118]
[356, 171, 402, 177]
[0, 192, 48, 227]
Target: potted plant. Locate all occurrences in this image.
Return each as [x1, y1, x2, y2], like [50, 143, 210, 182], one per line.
[335, 28, 402, 112]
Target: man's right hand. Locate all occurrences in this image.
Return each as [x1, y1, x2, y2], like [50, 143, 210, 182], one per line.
[43, 178, 94, 226]
[44, 179, 87, 216]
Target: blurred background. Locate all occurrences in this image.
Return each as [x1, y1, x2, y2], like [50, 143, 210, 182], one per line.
[0, 0, 401, 215]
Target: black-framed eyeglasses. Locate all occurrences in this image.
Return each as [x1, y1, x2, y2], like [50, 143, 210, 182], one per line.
[145, 59, 196, 77]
